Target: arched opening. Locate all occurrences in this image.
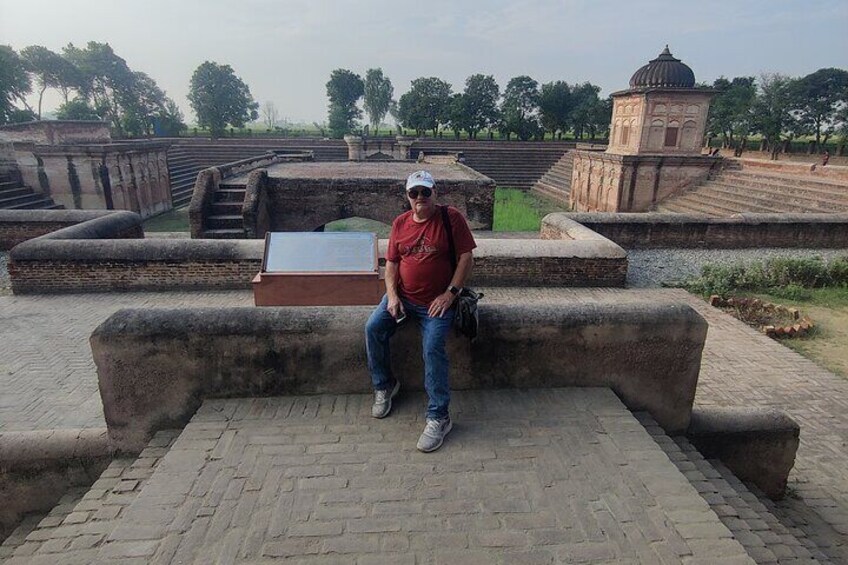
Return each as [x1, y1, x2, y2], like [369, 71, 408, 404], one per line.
[323, 216, 391, 238]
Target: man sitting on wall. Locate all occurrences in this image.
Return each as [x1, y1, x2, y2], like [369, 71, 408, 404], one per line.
[364, 170, 476, 452]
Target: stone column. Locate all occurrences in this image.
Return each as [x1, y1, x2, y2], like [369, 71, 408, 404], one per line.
[344, 135, 363, 161]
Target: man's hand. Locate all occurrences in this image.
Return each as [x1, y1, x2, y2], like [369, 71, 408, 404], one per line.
[428, 291, 456, 318]
[387, 295, 405, 319]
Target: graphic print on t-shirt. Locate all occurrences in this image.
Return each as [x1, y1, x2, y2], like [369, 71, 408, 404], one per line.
[404, 234, 437, 257]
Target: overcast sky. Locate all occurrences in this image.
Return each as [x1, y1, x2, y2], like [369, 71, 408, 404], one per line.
[2, 0, 846, 124]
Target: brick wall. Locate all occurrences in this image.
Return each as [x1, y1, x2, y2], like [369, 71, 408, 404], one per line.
[551, 212, 848, 249]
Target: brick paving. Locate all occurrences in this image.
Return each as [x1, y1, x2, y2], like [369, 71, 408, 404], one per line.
[2, 285, 848, 560]
[6, 390, 753, 564]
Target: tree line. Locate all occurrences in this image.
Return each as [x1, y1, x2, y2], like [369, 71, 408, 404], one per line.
[706, 68, 848, 153]
[325, 68, 612, 141]
[0, 42, 186, 137]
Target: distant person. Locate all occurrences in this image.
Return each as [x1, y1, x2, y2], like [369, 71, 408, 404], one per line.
[822, 150, 830, 166]
[365, 170, 476, 452]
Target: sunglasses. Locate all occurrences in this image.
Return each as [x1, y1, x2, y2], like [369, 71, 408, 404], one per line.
[407, 187, 432, 199]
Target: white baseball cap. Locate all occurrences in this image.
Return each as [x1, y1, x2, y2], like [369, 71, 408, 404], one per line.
[405, 170, 435, 190]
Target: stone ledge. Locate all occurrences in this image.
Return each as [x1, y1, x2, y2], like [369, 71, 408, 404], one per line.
[550, 212, 848, 248]
[91, 301, 707, 454]
[687, 407, 800, 499]
[0, 210, 123, 251]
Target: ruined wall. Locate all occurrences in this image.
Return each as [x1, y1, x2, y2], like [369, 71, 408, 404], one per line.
[14, 141, 172, 218]
[570, 150, 717, 212]
[0, 120, 111, 145]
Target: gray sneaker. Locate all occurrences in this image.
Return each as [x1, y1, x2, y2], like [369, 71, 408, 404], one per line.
[416, 417, 453, 452]
[371, 380, 400, 419]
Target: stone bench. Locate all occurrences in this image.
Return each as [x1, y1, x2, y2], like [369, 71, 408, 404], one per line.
[91, 301, 707, 454]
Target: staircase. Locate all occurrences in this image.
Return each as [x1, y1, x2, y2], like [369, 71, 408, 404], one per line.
[529, 151, 575, 205]
[414, 140, 569, 189]
[0, 172, 63, 210]
[657, 160, 848, 216]
[202, 181, 247, 239]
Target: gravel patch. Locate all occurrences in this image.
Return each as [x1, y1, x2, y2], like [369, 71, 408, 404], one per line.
[627, 248, 848, 288]
[0, 252, 9, 296]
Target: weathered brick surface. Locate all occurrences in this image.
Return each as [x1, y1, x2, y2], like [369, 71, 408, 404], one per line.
[14, 390, 748, 563]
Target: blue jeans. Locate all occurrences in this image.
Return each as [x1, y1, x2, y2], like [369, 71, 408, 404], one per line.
[365, 294, 454, 420]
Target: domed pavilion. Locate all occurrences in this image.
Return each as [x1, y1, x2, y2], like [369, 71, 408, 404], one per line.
[570, 46, 718, 212]
[607, 46, 714, 156]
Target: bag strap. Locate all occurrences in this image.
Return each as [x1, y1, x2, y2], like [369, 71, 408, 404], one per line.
[440, 205, 457, 273]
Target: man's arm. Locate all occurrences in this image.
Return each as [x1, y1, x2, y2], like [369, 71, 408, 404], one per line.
[427, 251, 473, 318]
[385, 260, 404, 319]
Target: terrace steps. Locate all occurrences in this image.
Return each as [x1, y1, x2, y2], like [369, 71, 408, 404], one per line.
[657, 161, 848, 216]
[530, 151, 575, 206]
[0, 172, 63, 210]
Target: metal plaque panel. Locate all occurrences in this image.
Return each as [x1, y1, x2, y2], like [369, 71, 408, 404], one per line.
[263, 232, 378, 273]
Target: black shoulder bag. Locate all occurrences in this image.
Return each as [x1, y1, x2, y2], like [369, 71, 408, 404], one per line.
[440, 205, 483, 340]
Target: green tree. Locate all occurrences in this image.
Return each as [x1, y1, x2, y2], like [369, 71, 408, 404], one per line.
[707, 76, 756, 148]
[326, 69, 364, 138]
[397, 77, 452, 137]
[363, 68, 393, 135]
[446, 93, 472, 138]
[570, 82, 603, 139]
[462, 74, 500, 139]
[501, 76, 540, 141]
[188, 61, 259, 139]
[55, 97, 100, 120]
[539, 81, 572, 139]
[20, 45, 82, 119]
[790, 68, 848, 150]
[751, 73, 794, 153]
[121, 71, 168, 136]
[154, 99, 186, 136]
[0, 45, 33, 124]
[63, 42, 137, 135]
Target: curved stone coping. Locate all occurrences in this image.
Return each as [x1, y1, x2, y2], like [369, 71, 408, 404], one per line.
[0, 209, 116, 224]
[91, 301, 707, 453]
[0, 428, 112, 470]
[687, 407, 800, 499]
[381, 237, 626, 260]
[31, 210, 141, 241]
[547, 212, 848, 248]
[11, 237, 261, 262]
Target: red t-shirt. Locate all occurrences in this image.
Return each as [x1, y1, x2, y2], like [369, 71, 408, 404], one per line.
[387, 205, 477, 306]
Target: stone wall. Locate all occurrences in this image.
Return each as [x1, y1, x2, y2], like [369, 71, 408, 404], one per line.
[549, 212, 848, 248]
[0, 120, 111, 145]
[91, 301, 708, 453]
[570, 150, 719, 212]
[0, 210, 120, 251]
[12, 140, 171, 219]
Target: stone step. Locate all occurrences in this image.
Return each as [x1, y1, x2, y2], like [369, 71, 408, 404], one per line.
[704, 182, 848, 213]
[530, 183, 570, 207]
[205, 214, 242, 230]
[656, 196, 734, 216]
[203, 228, 246, 238]
[709, 179, 848, 208]
[636, 412, 828, 564]
[1, 430, 181, 563]
[722, 169, 847, 191]
[214, 189, 247, 203]
[682, 186, 791, 214]
[209, 202, 242, 216]
[0, 187, 31, 199]
[0, 193, 47, 209]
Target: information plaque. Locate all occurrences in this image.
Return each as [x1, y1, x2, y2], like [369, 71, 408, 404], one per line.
[253, 232, 384, 306]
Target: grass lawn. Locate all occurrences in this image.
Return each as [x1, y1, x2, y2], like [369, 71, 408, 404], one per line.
[492, 187, 569, 232]
[142, 208, 190, 232]
[721, 288, 848, 378]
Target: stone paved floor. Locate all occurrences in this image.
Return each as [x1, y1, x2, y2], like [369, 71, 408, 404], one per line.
[10, 390, 754, 564]
[2, 286, 848, 559]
